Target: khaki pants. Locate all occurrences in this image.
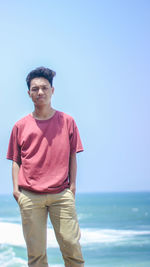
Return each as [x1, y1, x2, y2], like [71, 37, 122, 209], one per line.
[18, 188, 84, 267]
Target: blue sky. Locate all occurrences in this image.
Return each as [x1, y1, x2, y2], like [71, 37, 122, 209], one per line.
[0, 0, 150, 193]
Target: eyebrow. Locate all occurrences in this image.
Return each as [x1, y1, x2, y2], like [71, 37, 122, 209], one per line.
[31, 85, 49, 88]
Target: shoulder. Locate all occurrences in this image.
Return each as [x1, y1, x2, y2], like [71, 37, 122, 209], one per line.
[56, 111, 78, 133]
[57, 111, 75, 123]
[14, 114, 32, 128]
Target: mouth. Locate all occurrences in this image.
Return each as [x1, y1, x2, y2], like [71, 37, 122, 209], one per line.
[37, 96, 45, 100]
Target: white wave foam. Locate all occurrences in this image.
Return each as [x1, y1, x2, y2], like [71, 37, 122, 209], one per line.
[0, 246, 27, 267]
[0, 223, 26, 247]
[78, 213, 92, 220]
[0, 217, 21, 223]
[0, 246, 63, 267]
[0, 222, 150, 248]
[81, 228, 150, 245]
[132, 208, 139, 212]
[0, 222, 58, 248]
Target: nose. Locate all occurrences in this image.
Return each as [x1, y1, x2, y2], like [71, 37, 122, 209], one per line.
[38, 88, 44, 95]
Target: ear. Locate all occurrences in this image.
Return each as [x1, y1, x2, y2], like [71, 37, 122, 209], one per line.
[28, 90, 31, 97]
[52, 87, 55, 94]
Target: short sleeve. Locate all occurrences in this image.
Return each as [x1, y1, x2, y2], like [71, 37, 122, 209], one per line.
[7, 125, 21, 164]
[69, 119, 84, 154]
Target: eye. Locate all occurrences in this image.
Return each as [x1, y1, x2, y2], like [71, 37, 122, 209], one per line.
[31, 87, 38, 92]
[42, 86, 48, 90]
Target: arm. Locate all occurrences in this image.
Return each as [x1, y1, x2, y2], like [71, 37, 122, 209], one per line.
[69, 152, 77, 197]
[12, 161, 21, 202]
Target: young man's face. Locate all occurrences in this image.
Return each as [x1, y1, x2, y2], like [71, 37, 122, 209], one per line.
[28, 77, 54, 106]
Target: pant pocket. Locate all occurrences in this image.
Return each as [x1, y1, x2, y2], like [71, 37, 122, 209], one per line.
[17, 192, 23, 205]
[67, 188, 75, 200]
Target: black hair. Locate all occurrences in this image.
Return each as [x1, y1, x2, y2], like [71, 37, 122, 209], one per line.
[26, 66, 56, 89]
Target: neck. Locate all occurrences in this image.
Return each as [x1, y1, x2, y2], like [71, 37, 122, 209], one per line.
[33, 104, 55, 120]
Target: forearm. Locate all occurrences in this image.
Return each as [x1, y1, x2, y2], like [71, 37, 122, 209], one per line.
[12, 161, 20, 201]
[69, 152, 77, 195]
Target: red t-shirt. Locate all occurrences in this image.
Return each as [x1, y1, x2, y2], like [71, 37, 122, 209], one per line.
[7, 111, 83, 193]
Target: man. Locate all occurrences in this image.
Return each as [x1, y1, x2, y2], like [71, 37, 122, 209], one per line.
[7, 67, 84, 267]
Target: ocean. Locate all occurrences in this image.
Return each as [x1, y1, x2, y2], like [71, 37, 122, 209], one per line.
[0, 192, 150, 267]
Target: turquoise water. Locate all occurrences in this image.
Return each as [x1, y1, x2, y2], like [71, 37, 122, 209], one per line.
[0, 192, 150, 266]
